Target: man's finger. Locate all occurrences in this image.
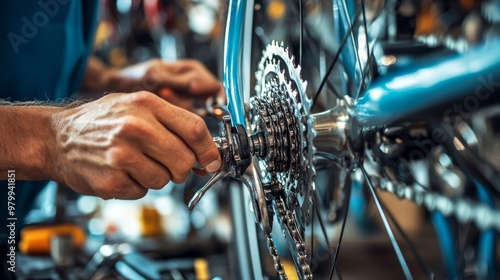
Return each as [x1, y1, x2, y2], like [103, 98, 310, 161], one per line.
[150, 99, 221, 173]
[151, 64, 221, 97]
[128, 119, 198, 183]
[125, 153, 172, 190]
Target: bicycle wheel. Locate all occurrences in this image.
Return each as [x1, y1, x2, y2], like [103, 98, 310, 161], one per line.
[216, 0, 500, 279]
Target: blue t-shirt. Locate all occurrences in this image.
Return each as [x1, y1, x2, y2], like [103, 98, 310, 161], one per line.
[0, 0, 98, 245]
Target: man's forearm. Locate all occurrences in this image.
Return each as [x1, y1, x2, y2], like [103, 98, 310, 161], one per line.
[0, 105, 62, 180]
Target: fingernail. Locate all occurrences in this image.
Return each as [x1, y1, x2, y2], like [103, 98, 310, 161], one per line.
[205, 160, 221, 173]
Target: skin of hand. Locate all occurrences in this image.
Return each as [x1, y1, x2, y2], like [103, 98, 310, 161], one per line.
[49, 91, 221, 199]
[81, 58, 225, 113]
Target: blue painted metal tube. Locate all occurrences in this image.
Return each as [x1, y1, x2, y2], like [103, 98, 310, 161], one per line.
[475, 181, 497, 280]
[355, 42, 500, 127]
[223, 0, 247, 125]
[432, 212, 459, 279]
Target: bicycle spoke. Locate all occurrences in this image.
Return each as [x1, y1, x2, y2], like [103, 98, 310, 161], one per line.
[312, 191, 346, 280]
[311, 8, 362, 110]
[354, 46, 375, 100]
[303, 36, 346, 102]
[327, 178, 352, 280]
[310, 195, 315, 266]
[299, 0, 304, 66]
[313, 192, 332, 250]
[360, 0, 370, 61]
[336, 267, 343, 280]
[360, 165, 414, 280]
[327, 207, 348, 280]
[379, 195, 436, 279]
[354, 0, 376, 101]
[282, 0, 346, 103]
[414, 177, 432, 191]
[338, 0, 375, 102]
[326, 79, 345, 103]
[341, 0, 364, 93]
[282, 0, 344, 103]
[359, 0, 371, 86]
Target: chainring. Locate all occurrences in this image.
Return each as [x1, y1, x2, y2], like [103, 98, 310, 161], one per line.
[248, 41, 316, 279]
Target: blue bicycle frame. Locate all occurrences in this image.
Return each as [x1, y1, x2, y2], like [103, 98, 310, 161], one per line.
[356, 44, 500, 127]
[223, 0, 500, 278]
[223, 0, 248, 126]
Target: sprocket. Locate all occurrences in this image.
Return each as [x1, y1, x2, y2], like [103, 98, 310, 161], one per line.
[249, 41, 317, 279]
[253, 41, 317, 228]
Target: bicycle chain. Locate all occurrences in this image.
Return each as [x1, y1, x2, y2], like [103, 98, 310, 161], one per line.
[376, 179, 500, 231]
[273, 195, 313, 280]
[253, 43, 315, 280]
[265, 233, 288, 280]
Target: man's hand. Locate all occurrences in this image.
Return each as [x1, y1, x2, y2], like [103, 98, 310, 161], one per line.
[49, 92, 221, 199]
[81, 58, 225, 113]
[125, 59, 224, 113]
[124, 59, 222, 97]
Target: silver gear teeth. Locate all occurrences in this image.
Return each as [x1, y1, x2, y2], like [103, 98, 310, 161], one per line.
[255, 41, 316, 224]
[252, 42, 316, 280]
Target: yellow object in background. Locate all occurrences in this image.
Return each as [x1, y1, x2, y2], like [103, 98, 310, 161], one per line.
[194, 258, 210, 280]
[19, 224, 86, 255]
[94, 21, 113, 48]
[139, 205, 163, 237]
[282, 260, 299, 280]
[267, 0, 287, 21]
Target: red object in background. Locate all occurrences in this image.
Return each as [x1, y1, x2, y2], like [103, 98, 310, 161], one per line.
[159, 87, 193, 112]
[143, 0, 177, 32]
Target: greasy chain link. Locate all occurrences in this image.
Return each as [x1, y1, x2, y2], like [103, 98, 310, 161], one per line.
[376, 178, 500, 231]
[282, 200, 313, 280]
[272, 195, 313, 280]
[265, 233, 288, 280]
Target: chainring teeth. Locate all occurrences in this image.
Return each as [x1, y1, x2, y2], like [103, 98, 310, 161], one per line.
[255, 41, 316, 230]
[250, 41, 323, 279]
